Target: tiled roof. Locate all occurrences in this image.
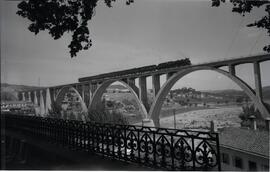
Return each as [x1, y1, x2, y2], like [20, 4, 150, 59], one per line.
[219, 127, 269, 158]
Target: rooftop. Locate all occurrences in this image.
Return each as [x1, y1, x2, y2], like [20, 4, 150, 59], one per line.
[219, 127, 269, 158]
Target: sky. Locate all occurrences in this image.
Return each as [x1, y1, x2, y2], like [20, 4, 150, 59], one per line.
[1, 0, 270, 91]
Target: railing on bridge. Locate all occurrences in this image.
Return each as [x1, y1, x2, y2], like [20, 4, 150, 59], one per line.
[3, 114, 221, 171]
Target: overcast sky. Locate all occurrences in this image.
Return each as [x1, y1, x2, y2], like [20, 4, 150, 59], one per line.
[1, 0, 270, 91]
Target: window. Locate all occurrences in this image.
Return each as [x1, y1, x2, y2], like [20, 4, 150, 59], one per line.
[222, 153, 230, 164]
[248, 161, 257, 171]
[234, 156, 243, 169]
[261, 164, 269, 171]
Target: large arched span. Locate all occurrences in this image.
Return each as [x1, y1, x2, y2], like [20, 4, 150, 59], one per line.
[55, 86, 88, 114]
[89, 80, 148, 119]
[149, 66, 270, 127]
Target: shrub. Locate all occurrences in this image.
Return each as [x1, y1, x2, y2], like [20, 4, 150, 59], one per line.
[239, 105, 263, 121]
[239, 105, 265, 130]
[86, 109, 129, 125]
[47, 101, 62, 119]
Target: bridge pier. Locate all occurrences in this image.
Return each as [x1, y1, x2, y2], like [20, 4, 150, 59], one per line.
[22, 92, 26, 101]
[39, 90, 45, 116]
[127, 78, 135, 85]
[81, 84, 85, 101]
[166, 72, 175, 80]
[52, 88, 57, 102]
[127, 78, 139, 96]
[152, 74, 160, 96]
[88, 82, 93, 104]
[27, 92, 31, 102]
[228, 64, 236, 76]
[253, 61, 263, 101]
[139, 76, 149, 112]
[121, 78, 128, 83]
[92, 83, 98, 94]
[45, 88, 52, 114]
[34, 91, 38, 105]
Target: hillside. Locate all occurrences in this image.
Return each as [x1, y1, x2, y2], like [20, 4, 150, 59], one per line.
[202, 89, 245, 96]
[108, 84, 127, 90]
[203, 87, 270, 100]
[1, 83, 43, 92]
[1, 83, 43, 101]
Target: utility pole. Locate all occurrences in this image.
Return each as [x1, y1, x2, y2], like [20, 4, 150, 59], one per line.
[173, 109, 176, 129]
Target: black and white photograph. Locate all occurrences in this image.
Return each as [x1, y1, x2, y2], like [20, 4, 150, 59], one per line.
[1, 0, 270, 171]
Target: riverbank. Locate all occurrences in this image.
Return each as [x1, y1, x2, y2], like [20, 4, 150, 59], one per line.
[160, 106, 242, 130]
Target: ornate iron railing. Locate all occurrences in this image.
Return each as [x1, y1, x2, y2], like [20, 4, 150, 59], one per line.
[3, 114, 221, 170]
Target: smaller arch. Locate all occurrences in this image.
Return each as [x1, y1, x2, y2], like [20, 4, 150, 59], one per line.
[149, 66, 270, 127]
[55, 86, 88, 114]
[89, 80, 148, 119]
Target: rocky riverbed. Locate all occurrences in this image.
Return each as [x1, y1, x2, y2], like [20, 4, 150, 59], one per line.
[159, 106, 242, 130]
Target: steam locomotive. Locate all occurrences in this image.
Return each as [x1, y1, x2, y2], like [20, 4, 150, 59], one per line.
[79, 58, 191, 82]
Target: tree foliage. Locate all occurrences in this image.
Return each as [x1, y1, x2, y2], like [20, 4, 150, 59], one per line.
[48, 101, 62, 118]
[16, 0, 269, 58]
[212, 0, 270, 52]
[17, 0, 134, 57]
[238, 105, 263, 121]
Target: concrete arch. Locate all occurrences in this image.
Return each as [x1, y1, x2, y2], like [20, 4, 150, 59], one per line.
[55, 86, 88, 114]
[89, 80, 148, 119]
[149, 66, 270, 127]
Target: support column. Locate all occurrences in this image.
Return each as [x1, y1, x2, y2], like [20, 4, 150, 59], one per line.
[98, 82, 103, 88]
[166, 72, 175, 80]
[52, 88, 57, 101]
[152, 74, 160, 96]
[128, 78, 139, 96]
[39, 90, 45, 117]
[82, 84, 85, 101]
[122, 78, 128, 83]
[22, 92, 26, 101]
[228, 64, 236, 76]
[28, 92, 31, 102]
[253, 61, 263, 101]
[265, 117, 270, 132]
[45, 88, 52, 115]
[128, 78, 136, 86]
[139, 76, 149, 112]
[153, 117, 160, 128]
[92, 83, 97, 93]
[89, 82, 93, 102]
[34, 91, 38, 105]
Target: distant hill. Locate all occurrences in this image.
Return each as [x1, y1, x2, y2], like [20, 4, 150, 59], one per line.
[108, 84, 127, 90]
[202, 87, 270, 100]
[1, 83, 43, 92]
[203, 89, 246, 96]
[1, 83, 43, 101]
[0, 83, 127, 101]
[1, 83, 269, 101]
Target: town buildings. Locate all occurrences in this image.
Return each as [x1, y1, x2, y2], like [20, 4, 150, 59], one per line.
[1, 101, 35, 114]
[218, 127, 269, 171]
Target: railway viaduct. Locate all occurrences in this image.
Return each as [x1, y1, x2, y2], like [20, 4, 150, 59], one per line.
[18, 54, 270, 127]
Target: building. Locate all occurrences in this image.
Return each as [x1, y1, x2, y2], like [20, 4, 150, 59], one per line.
[1, 101, 34, 114]
[218, 127, 269, 171]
